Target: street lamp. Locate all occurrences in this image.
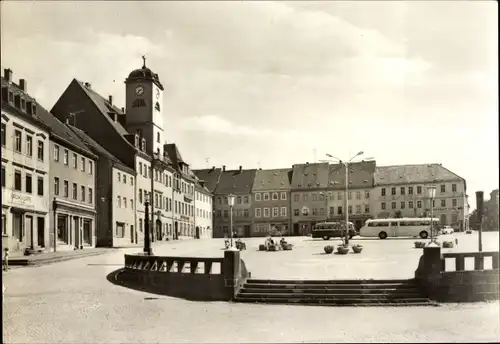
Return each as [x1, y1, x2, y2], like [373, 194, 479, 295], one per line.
[319, 192, 329, 222]
[427, 186, 437, 243]
[143, 199, 153, 256]
[227, 194, 237, 250]
[325, 151, 364, 245]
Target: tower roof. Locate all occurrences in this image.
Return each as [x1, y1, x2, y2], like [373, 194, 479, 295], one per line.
[125, 55, 164, 90]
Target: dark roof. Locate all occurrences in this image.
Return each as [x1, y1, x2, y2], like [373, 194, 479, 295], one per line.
[126, 63, 164, 91]
[164, 143, 194, 181]
[290, 163, 329, 190]
[193, 168, 222, 193]
[252, 168, 292, 191]
[215, 169, 257, 195]
[328, 161, 375, 190]
[374, 164, 464, 186]
[69, 126, 135, 175]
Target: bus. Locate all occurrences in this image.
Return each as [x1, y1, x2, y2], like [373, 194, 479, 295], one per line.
[312, 221, 356, 240]
[359, 218, 440, 239]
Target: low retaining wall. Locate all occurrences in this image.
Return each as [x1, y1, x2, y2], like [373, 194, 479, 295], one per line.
[415, 247, 500, 302]
[123, 250, 249, 301]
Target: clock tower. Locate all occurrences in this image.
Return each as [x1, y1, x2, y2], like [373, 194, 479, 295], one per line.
[124, 56, 165, 156]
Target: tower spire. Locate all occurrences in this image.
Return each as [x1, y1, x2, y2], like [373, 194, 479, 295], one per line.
[142, 55, 147, 68]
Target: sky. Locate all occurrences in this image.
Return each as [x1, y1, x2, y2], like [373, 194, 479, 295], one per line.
[1, 1, 498, 210]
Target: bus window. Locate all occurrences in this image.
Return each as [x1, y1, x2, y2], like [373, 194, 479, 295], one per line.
[399, 221, 408, 226]
[390, 221, 399, 227]
[406, 221, 419, 226]
[377, 222, 389, 227]
[367, 222, 376, 227]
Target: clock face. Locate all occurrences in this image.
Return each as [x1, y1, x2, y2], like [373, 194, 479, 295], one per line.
[156, 89, 160, 99]
[135, 85, 144, 96]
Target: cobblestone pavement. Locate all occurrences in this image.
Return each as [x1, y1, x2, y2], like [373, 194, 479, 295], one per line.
[3, 236, 500, 343]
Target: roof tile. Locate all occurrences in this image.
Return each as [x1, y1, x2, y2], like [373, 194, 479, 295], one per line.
[374, 164, 463, 186]
[252, 168, 292, 191]
[215, 169, 257, 194]
[291, 163, 329, 190]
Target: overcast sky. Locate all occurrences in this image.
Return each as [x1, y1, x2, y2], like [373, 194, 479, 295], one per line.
[1, 1, 497, 209]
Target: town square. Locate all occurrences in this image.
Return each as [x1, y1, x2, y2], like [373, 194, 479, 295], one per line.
[1, 1, 499, 343]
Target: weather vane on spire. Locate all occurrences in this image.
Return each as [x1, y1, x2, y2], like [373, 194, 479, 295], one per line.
[142, 54, 147, 68]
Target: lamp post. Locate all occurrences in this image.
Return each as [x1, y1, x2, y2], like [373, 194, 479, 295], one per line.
[143, 199, 152, 256]
[427, 186, 437, 243]
[227, 194, 235, 249]
[325, 151, 365, 245]
[319, 192, 329, 222]
[52, 197, 57, 252]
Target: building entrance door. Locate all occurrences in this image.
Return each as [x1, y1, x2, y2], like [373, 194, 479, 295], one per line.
[174, 221, 178, 240]
[155, 220, 162, 240]
[293, 223, 299, 236]
[74, 217, 80, 248]
[25, 215, 33, 249]
[244, 225, 251, 238]
[37, 217, 45, 247]
[83, 220, 91, 245]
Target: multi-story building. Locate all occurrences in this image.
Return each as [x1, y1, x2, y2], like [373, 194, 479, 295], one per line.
[34, 101, 99, 251]
[483, 189, 499, 231]
[290, 163, 330, 236]
[70, 127, 137, 247]
[165, 143, 196, 239]
[251, 168, 292, 237]
[194, 180, 213, 238]
[373, 164, 467, 230]
[212, 166, 256, 238]
[1, 69, 51, 254]
[193, 166, 222, 238]
[326, 161, 376, 230]
[51, 59, 174, 245]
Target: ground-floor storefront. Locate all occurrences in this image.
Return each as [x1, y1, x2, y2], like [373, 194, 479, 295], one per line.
[2, 204, 49, 255]
[213, 221, 252, 238]
[252, 221, 290, 237]
[52, 199, 96, 251]
[327, 214, 372, 231]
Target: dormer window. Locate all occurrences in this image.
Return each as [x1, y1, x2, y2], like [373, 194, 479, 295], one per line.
[8, 91, 13, 103]
[155, 102, 160, 111]
[141, 138, 146, 151]
[134, 134, 139, 147]
[21, 98, 26, 110]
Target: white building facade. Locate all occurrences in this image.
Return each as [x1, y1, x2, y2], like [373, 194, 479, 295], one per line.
[113, 166, 136, 246]
[194, 183, 213, 238]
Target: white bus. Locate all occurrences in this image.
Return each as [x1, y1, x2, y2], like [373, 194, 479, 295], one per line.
[359, 217, 440, 239]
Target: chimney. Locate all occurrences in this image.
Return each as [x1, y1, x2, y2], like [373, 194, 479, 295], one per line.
[19, 79, 27, 92]
[121, 107, 125, 113]
[108, 95, 113, 105]
[239, 165, 242, 172]
[3, 68, 12, 82]
[84, 82, 92, 89]
[223, 165, 226, 172]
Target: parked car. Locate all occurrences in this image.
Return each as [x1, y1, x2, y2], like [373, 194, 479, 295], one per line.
[441, 226, 454, 235]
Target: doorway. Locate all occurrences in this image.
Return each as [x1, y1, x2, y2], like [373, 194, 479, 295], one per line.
[13, 213, 23, 242]
[74, 217, 80, 248]
[57, 215, 68, 244]
[244, 225, 251, 238]
[37, 217, 45, 247]
[25, 215, 33, 249]
[195, 226, 200, 239]
[293, 223, 299, 236]
[174, 221, 178, 240]
[83, 219, 91, 245]
[155, 220, 162, 240]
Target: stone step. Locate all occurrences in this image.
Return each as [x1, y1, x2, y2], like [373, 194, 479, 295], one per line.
[233, 296, 436, 306]
[246, 278, 416, 285]
[243, 283, 418, 290]
[236, 292, 426, 300]
[239, 287, 423, 295]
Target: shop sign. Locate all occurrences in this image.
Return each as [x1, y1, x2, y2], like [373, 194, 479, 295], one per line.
[11, 193, 32, 206]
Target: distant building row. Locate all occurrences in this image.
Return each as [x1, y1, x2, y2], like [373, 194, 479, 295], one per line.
[194, 161, 468, 238]
[1, 64, 212, 255]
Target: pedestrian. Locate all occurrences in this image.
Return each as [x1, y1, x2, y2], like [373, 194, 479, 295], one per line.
[3, 247, 9, 271]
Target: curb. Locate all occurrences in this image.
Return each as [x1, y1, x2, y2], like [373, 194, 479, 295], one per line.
[8, 250, 116, 267]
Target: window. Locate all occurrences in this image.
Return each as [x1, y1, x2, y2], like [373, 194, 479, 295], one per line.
[1, 165, 5, 187]
[37, 176, 44, 196]
[14, 130, 22, 152]
[81, 186, 85, 202]
[272, 207, 279, 217]
[237, 196, 242, 204]
[381, 202, 386, 210]
[294, 209, 300, 216]
[72, 153, 77, 169]
[117, 196, 121, 207]
[157, 132, 160, 143]
[400, 187, 405, 195]
[244, 196, 249, 204]
[25, 173, 32, 193]
[329, 193, 334, 201]
[272, 192, 278, 200]
[319, 208, 325, 215]
[81, 157, 85, 172]
[337, 206, 342, 215]
[441, 199, 446, 207]
[348, 192, 352, 200]
[130, 176, 133, 185]
[348, 205, 352, 214]
[409, 201, 414, 209]
[64, 180, 69, 197]
[303, 194, 308, 201]
[408, 187, 413, 195]
[294, 194, 299, 202]
[37, 140, 44, 161]
[117, 172, 121, 182]
[452, 184, 457, 192]
[401, 202, 405, 209]
[365, 191, 370, 199]
[124, 197, 127, 208]
[26, 135, 32, 156]
[391, 202, 396, 209]
[356, 191, 361, 200]
[452, 214, 458, 223]
[440, 184, 445, 193]
[312, 208, 317, 215]
[216, 210, 221, 217]
[364, 204, 370, 213]
[381, 188, 386, 196]
[263, 193, 270, 201]
[452, 199, 457, 207]
[139, 162, 143, 175]
[63, 149, 68, 165]
[255, 208, 261, 217]
[263, 208, 270, 217]
[281, 192, 287, 200]
[88, 188, 93, 204]
[54, 145, 60, 161]
[391, 187, 396, 195]
[417, 200, 422, 208]
[14, 170, 21, 190]
[417, 186, 422, 194]
[280, 207, 287, 217]
[89, 161, 93, 174]
[338, 192, 342, 200]
[72, 183, 77, 200]
[1, 123, 5, 147]
[123, 175, 127, 184]
[356, 205, 361, 213]
[130, 199, 133, 209]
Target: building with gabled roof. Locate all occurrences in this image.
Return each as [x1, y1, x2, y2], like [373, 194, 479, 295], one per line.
[2, 69, 51, 254]
[373, 163, 467, 230]
[193, 167, 222, 194]
[251, 168, 293, 237]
